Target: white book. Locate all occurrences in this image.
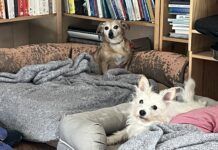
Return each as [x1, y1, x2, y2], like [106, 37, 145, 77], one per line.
[175, 30, 189, 34]
[170, 23, 189, 27]
[39, 0, 48, 15]
[86, 0, 91, 16]
[114, 0, 124, 20]
[28, 0, 35, 16]
[129, 0, 136, 20]
[96, 0, 103, 18]
[44, 0, 49, 14]
[172, 26, 189, 30]
[168, 18, 189, 22]
[170, 32, 189, 39]
[168, 4, 190, 8]
[176, 14, 189, 19]
[52, 0, 56, 13]
[132, 0, 141, 20]
[6, 0, 15, 19]
[35, 0, 40, 15]
[67, 30, 102, 41]
[125, 0, 133, 20]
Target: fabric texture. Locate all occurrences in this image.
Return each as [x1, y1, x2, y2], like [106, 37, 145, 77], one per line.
[170, 105, 218, 133]
[119, 123, 218, 150]
[129, 50, 188, 87]
[0, 53, 142, 142]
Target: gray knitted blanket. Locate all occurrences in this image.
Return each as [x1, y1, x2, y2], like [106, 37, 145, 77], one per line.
[119, 124, 218, 150]
[0, 53, 142, 142]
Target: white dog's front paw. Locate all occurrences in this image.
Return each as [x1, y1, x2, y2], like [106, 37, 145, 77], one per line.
[107, 136, 116, 145]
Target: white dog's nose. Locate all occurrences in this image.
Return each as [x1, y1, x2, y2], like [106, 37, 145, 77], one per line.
[139, 110, 146, 116]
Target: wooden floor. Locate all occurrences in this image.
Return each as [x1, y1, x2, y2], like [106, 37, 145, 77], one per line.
[14, 141, 55, 150]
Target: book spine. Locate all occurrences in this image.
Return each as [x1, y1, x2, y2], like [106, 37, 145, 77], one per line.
[168, 4, 190, 8]
[146, 0, 155, 22]
[130, 0, 136, 21]
[86, 0, 91, 16]
[125, 0, 133, 20]
[14, 0, 18, 17]
[132, 0, 141, 20]
[9, 0, 15, 18]
[120, 0, 127, 20]
[64, 0, 69, 13]
[122, 0, 129, 20]
[48, 0, 52, 14]
[44, 0, 49, 14]
[141, 0, 148, 21]
[96, 0, 103, 18]
[137, 0, 144, 19]
[23, 0, 28, 16]
[93, 0, 98, 17]
[89, 0, 94, 16]
[115, 0, 125, 20]
[69, 0, 75, 14]
[28, 0, 34, 16]
[18, 0, 24, 16]
[105, 0, 116, 19]
[144, 0, 150, 21]
[52, 0, 56, 13]
[34, 0, 39, 15]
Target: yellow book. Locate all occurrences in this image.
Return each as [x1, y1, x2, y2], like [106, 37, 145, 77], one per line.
[146, 0, 155, 22]
[68, 0, 75, 14]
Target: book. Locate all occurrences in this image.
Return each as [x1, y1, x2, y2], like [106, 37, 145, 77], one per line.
[86, 0, 91, 16]
[64, 0, 69, 13]
[111, 0, 120, 19]
[172, 26, 189, 30]
[114, 0, 124, 20]
[101, 0, 110, 18]
[5, 0, 15, 19]
[169, 32, 188, 39]
[0, 0, 6, 18]
[132, 0, 141, 20]
[106, 0, 116, 19]
[175, 29, 189, 34]
[34, 0, 40, 15]
[96, 0, 103, 17]
[146, 0, 154, 22]
[93, 0, 98, 17]
[52, 0, 56, 13]
[169, 7, 189, 14]
[28, 0, 34, 16]
[75, 0, 85, 15]
[48, 0, 53, 14]
[69, 0, 75, 14]
[169, 4, 190, 8]
[23, 0, 28, 16]
[67, 30, 102, 41]
[14, 0, 18, 17]
[18, 0, 24, 16]
[138, 0, 144, 19]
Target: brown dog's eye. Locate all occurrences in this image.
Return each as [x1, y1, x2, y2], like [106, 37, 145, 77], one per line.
[151, 105, 157, 110]
[139, 100, 143, 104]
[113, 25, 119, 29]
[105, 26, 109, 30]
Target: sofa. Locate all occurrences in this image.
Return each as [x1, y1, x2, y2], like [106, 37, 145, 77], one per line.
[0, 43, 190, 148]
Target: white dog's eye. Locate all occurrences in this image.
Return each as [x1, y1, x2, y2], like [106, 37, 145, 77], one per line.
[139, 100, 143, 104]
[113, 25, 119, 29]
[105, 26, 109, 30]
[151, 105, 158, 110]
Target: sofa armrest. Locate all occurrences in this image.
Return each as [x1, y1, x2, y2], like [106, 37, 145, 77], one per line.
[58, 103, 130, 150]
[129, 50, 188, 87]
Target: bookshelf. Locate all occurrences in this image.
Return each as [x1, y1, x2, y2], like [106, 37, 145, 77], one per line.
[189, 0, 218, 100]
[160, 0, 218, 100]
[60, 0, 161, 50]
[0, 1, 57, 48]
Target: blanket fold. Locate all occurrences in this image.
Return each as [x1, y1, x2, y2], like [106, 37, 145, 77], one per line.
[119, 124, 218, 150]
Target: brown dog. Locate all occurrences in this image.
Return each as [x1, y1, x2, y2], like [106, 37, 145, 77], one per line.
[94, 20, 133, 74]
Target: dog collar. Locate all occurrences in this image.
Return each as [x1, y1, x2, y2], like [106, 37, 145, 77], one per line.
[110, 39, 124, 45]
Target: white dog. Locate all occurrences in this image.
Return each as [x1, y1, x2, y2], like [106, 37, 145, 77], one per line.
[107, 76, 207, 145]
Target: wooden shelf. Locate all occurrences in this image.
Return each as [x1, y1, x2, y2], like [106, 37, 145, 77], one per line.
[0, 14, 56, 24]
[64, 14, 155, 27]
[162, 36, 189, 43]
[192, 51, 218, 62]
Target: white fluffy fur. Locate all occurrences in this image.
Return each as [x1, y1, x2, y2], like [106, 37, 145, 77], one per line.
[107, 76, 207, 145]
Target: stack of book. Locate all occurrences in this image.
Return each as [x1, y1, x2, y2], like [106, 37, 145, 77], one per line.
[64, 0, 155, 22]
[168, 0, 190, 39]
[67, 26, 102, 45]
[0, 0, 56, 19]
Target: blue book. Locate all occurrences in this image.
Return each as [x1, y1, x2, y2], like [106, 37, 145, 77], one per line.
[145, 0, 151, 21]
[111, 0, 120, 19]
[102, 0, 111, 18]
[89, 0, 95, 16]
[106, 0, 116, 19]
[169, 7, 189, 14]
[141, 0, 149, 21]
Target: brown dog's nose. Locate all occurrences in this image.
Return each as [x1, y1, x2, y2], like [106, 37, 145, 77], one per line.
[109, 30, 114, 39]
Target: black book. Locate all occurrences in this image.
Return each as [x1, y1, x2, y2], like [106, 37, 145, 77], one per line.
[14, 0, 18, 17]
[4, 0, 8, 19]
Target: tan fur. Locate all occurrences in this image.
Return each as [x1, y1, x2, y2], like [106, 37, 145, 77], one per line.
[94, 20, 133, 74]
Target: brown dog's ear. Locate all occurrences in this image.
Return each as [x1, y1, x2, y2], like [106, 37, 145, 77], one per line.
[96, 22, 105, 35]
[121, 21, 130, 30]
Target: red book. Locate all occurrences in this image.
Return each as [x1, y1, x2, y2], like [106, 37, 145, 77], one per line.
[138, 0, 144, 19]
[120, 0, 127, 20]
[18, 0, 24, 16]
[23, 0, 28, 16]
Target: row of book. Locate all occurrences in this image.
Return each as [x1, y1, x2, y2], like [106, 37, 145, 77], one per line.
[64, 0, 155, 22]
[0, 0, 56, 19]
[168, 0, 190, 39]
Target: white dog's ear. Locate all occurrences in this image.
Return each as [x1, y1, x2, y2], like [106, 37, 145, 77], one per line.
[138, 75, 150, 92]
[160, 88, 178, 101]
[96, 22, 105, 35]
